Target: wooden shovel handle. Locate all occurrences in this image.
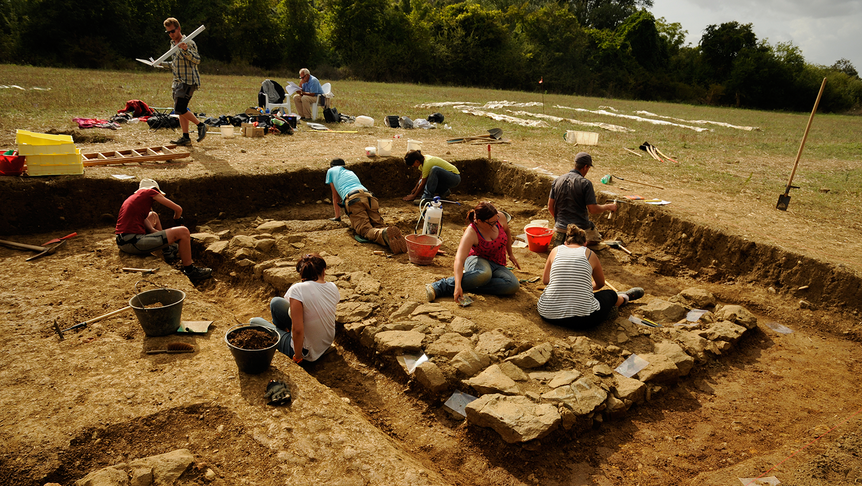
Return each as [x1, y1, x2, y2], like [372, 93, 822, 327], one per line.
[785, 77, 827, 192]
[82, 306, 133, 326]
[0, 239, 47, 252]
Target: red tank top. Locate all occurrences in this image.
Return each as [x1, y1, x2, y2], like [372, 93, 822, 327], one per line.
[468, 222, 507, 265]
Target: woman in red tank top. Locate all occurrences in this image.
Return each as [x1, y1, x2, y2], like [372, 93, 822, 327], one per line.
[425, 201, 520, 303]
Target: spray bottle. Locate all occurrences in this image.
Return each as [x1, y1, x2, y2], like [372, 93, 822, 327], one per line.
[421, 197, 443, 239]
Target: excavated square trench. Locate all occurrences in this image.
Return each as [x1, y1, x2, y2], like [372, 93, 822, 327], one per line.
[2, 159, 861, 485]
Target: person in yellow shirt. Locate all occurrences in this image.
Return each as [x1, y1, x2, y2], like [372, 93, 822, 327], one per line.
[403, 150, 461, 206]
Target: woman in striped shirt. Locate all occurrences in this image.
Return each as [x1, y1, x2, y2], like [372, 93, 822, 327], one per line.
[538, 224, 643, 328]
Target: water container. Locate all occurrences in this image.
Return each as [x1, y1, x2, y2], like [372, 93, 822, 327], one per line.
[422, 199, 443, 239]
[407, 139, 422, 152]
[377, 139, 393, 157]
[356, 116, 374, 127]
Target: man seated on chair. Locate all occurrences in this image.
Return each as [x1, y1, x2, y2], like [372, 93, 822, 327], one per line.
[292, 68, 324, 121]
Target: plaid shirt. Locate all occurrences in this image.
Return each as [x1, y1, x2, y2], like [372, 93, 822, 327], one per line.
[169, 38, 201, 87]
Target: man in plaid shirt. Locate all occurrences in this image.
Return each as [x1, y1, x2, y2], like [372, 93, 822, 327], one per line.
[163, 17, 207, 146]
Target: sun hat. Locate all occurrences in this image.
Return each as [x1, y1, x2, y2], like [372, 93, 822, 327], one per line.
[139, 178, 165, 195]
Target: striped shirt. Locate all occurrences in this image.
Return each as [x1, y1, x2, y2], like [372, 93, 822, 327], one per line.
[170, 38, 201, 87]
[537, 245, 600, 319]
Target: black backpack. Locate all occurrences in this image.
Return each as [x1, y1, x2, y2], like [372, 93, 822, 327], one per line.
[385, 115, 400, 128]
[324, 107, 340, 123]
[146, 113, 179, 130]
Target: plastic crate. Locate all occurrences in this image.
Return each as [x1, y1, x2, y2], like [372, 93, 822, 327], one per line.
[16, 130, 74, 146]
[25, 150, 84, 176]
[17, 142, 77, 156]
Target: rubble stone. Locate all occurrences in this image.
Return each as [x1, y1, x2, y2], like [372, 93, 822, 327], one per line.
[506, 342, 553, 368]
[465, 394, 561, 443]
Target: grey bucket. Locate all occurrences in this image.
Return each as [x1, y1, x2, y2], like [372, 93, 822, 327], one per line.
[225, 324, 280, 374]
[129, 284, 185, 337]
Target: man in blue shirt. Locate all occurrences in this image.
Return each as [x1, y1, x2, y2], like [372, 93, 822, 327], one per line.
[293, 68, 324, 120]
[326, 159, 407, 254]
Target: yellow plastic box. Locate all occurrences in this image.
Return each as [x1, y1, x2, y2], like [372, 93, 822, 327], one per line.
[17, 142, 77, 156]
[25, 150, 84, 176]
[16, 129, 74, 146]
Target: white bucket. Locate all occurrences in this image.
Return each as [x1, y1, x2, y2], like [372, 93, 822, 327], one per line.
[564, 130, 599, 145]
[377, 139, 393, 157]
[220, 125, 234, 138]
[365, 146, 377, 157]
[407, 139, 422, 152]
[356, 116, 374, 127]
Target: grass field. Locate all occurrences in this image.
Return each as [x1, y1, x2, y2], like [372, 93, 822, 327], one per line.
[2, 63, 861, 233]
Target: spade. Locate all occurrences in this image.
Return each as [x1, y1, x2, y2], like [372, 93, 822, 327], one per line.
[447, 128, 503, 144]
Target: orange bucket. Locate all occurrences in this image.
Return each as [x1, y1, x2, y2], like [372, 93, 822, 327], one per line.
[525, 227, 553, 253]
[405, 234, 442, 265]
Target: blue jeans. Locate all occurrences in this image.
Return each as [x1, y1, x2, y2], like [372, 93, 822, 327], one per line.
[431, 255, 519, 298]
[250, 297, 295, 357]
[423, 166, 461, 200]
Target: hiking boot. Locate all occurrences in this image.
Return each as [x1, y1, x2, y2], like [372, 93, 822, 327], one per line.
[172, 136, 191, 146]
[384, 226, 407, 254]
[197, 123, 207, 142]
[425, 284, 436, 302]
[620, 287, 644, 302]
[183, 265, 212, 282]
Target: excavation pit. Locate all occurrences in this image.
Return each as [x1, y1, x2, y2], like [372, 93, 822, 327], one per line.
[2, 160, 861, 485]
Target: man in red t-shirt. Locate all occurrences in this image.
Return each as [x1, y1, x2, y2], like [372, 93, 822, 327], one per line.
[115, 179, 211, 282]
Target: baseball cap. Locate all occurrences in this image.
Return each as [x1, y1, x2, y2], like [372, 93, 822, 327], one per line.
[139, 178, 165, 195]
[574, 152, 593, 167]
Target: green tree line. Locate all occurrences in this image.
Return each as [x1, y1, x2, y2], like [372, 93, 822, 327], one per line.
[2, 0, 860, 112]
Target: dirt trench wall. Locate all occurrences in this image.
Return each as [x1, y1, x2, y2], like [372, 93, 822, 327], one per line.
[612, 205, 862, 316]
[0, 159, 494, 236]
[2, 158, 861, 317]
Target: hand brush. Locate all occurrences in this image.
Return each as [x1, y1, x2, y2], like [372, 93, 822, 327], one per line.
[146, 342, 195, 354]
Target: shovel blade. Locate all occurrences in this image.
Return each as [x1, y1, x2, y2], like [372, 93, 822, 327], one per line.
[776, 194, 791, 211]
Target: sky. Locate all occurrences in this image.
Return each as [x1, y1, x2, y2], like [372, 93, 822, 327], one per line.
[648, 0, 862, 69]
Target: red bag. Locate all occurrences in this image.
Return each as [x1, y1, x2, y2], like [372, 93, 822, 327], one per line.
[0, 151, 26, 176]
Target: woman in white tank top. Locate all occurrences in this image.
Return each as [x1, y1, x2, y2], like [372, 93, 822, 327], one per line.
[538, 224, 643, 328]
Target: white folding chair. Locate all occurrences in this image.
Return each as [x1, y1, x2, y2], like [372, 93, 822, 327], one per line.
[264, 92, 291, 116]
[311, 83, 332, 120]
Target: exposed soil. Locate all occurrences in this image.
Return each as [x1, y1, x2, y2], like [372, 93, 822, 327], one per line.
[1, 122, 861, 486]
[227, 328, 278, 350]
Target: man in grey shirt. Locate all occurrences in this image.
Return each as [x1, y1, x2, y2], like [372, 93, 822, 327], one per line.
[547, 152, 617, 248]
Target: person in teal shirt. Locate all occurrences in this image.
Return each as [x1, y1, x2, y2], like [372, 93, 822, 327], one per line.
[326, 159, 407, 254]
[403, 150, 461, 206]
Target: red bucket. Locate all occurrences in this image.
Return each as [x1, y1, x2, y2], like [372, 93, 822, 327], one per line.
[525, 227, 553, 253]
[0, 153, 25, 176]
[405, 234, 442, 265]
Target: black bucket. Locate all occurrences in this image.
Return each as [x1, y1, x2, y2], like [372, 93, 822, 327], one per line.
[225, 324, 280, 374]
[129, 282, 185, 337]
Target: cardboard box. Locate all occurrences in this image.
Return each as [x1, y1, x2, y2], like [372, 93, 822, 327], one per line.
[246, 127, 264, 138]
